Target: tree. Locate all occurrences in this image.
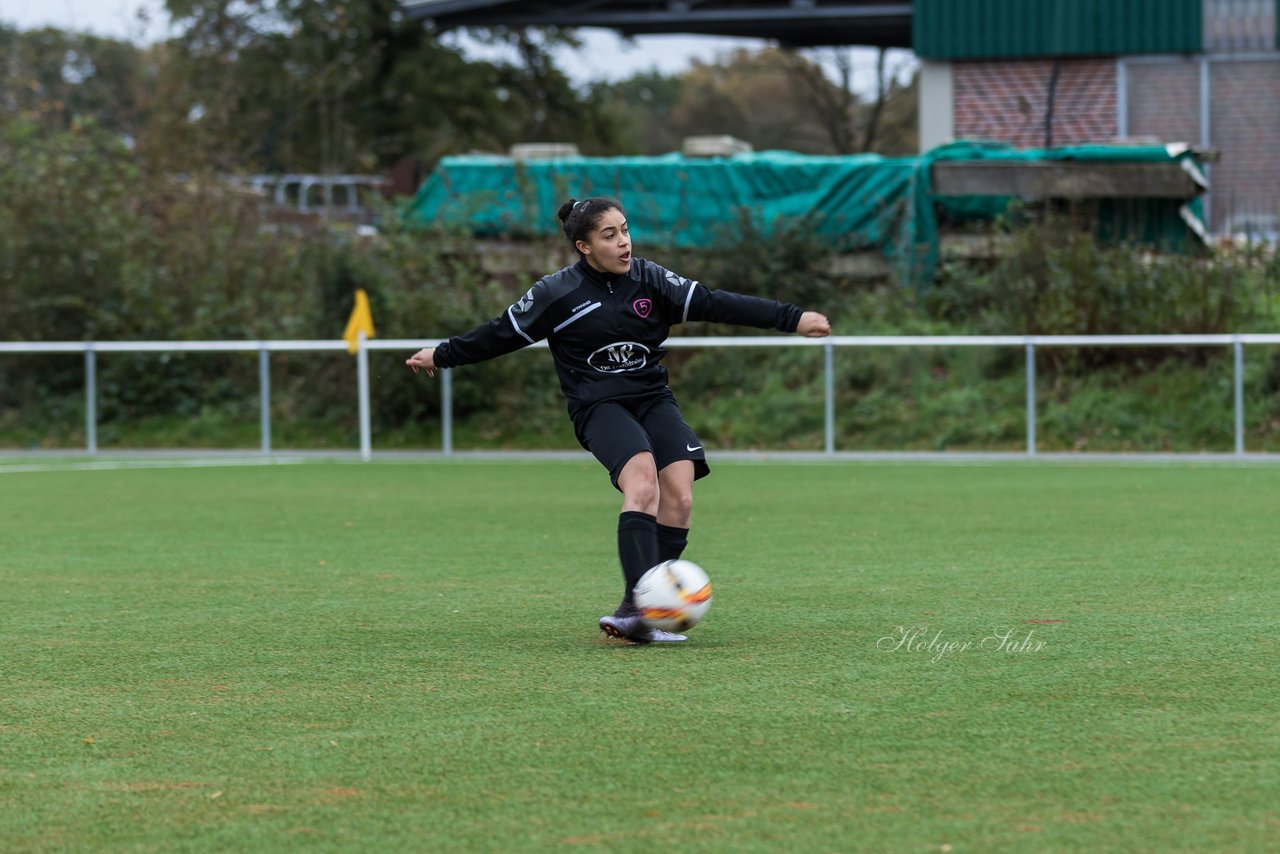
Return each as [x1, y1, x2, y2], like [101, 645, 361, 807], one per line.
[781, 47, 859, 154]
[666, 48, 840, 154]
[782, 47, 919, 155]
[457, 26, 624, 155]
[159, 0, 537, 173]
[873, 67, 918, 156]
[0, 25, 149, 138]
[158, 5, 629, 172]
[589, 69, 685, 155]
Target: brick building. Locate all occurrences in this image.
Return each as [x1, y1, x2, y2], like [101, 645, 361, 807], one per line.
[916, 0, 1280, 238]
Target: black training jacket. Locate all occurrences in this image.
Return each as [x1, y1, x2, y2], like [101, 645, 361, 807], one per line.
[432, 257, 804, 418]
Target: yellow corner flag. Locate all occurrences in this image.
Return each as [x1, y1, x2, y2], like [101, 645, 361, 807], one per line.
[343, 289, 376, 354]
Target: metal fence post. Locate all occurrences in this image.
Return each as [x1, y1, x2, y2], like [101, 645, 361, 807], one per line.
[1234, 336, 1244, 457]
[1116, 59, 1128, 138]
[84, 343, 97, 455]
[259, 344, 271, 455]
[1025, 340, 1037, 456]
[823, 340, 836, 455]
[1200, 56, 1212, 228]
[357, 333, 372, 461]
[441, 366, 454, 456]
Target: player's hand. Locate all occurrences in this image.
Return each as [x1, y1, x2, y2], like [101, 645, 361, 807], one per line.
[405, 347, 437, 378]
[797, 311, 831, 338]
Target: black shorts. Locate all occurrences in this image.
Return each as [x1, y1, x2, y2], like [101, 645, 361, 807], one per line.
[574, 393, 711, 490]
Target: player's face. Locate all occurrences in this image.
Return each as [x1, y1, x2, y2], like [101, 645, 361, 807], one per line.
[577, 208, 632, 275]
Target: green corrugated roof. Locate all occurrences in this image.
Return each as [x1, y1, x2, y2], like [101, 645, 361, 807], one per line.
[914, 0, 1203, 60]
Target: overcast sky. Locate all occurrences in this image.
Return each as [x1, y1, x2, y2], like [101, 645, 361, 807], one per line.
[0, 0, 913, 95]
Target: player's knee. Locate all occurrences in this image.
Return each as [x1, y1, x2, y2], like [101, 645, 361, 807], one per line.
[624, 478, 660, 514]
[661, 488, 693, 522]
[619, 455, 660, 513]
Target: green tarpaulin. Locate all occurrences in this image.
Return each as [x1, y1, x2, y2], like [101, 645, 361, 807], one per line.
[405, 141, 1207, 283]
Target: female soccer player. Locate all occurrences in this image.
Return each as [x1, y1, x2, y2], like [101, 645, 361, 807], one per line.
[407, 197, 830, 643]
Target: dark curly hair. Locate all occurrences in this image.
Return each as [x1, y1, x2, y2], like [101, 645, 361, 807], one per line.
[556, 197, 625, 256]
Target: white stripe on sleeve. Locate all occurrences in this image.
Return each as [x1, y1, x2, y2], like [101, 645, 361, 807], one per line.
[681, 281, 699, 324]
[507, 307, 536, 344]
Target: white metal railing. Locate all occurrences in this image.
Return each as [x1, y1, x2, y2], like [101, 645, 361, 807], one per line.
[225, 174, 387, 214]
[4, 334, 1280, 459]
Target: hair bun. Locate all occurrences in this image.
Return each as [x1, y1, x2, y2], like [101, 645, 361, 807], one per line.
[557, 199, 577, 223]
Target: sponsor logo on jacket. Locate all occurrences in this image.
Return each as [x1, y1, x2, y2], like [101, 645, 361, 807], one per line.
[588, 341, 650, 373]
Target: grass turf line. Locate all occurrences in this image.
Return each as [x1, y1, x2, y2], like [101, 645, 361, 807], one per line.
[1, 461, 1277, 851]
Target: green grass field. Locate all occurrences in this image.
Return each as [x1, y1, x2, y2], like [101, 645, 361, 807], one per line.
[2, 458, 1278, 852]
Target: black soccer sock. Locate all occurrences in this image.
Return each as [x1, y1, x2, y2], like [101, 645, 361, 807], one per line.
[616, 511, 659, 616]
[656, 523, 689, 563]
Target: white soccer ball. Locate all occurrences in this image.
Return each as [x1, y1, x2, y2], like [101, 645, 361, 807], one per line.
[634, 559, 713, 632]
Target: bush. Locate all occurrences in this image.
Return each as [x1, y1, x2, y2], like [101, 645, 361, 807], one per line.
[2, 124, 1278, 453]
[932, 220, 1279, 339]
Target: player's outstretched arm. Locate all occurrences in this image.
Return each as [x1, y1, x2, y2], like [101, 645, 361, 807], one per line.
[405, 347, 437, 378]
[797, 311, 831, 338]
[408, 279, 554, 380]
[644, 260, 828, 336]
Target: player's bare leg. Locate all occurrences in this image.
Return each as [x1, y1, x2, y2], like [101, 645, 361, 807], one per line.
[656, 460, 694, 563]
[618, 451, 660, 516]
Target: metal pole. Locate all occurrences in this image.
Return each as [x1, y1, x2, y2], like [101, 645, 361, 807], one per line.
[357, 332, 372, 461]
[259, 345, 271, 455]
[1025, 340, 1036, 456]
[1200, 56, 1212, 229]
[823, 340, 835, 455]
[84, 344, 97, 455]
[1116, 58, 1128, 138]
[1234, 337, 1244, 457]
[441, 366, 453, 456]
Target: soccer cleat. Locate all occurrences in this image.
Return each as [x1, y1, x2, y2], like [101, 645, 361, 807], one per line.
[599, 615, 689, 644]
[599, 614, 652, 643]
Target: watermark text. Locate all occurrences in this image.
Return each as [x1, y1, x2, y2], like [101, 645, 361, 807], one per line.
[876, 625, 1049, 663]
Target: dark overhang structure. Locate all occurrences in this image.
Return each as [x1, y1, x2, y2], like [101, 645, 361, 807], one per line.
[401, 1, 913, 49]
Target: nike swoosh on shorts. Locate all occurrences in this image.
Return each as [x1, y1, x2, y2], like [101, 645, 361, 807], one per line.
[686, 444, 702, 452]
